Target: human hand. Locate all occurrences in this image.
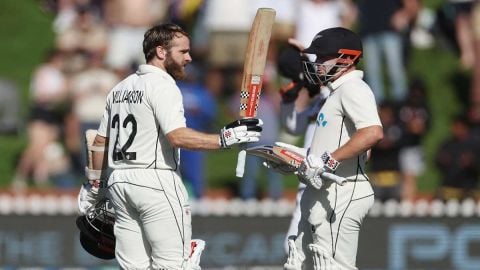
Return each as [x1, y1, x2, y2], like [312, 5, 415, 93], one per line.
[219, 118, 263, 148]
[298, 151, 345, 189]
[298, 154, 325, 189]
[77, 181, 105, 215]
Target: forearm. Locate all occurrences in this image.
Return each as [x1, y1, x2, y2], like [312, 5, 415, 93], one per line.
[280, 103, 310, 135]
[167, 127, 221, 150]
[331, 126, 383, 162]
[92, 135, 108, 173]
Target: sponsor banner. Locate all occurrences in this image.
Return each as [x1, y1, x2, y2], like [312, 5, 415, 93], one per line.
[0, 215, 479, 269]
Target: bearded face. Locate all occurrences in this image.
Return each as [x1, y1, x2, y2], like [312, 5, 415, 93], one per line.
[165, 52, 187, 80]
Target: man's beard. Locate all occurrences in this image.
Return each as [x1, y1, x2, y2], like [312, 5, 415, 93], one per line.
[165, 56, 186, 80]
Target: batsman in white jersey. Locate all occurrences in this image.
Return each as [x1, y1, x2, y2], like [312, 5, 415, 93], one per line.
[281, 27, 384, 270]
[81, 23, 263, 269]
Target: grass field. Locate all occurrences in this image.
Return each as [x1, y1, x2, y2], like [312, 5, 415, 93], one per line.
[0, 0, 466, 196]
[0, 1, 55, 186]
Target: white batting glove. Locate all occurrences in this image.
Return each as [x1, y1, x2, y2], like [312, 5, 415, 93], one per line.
[298, 154, 325, 189]
[298, 151, 343, 189]
[219, 118, 263, 148]
[77, 180, 106, 215]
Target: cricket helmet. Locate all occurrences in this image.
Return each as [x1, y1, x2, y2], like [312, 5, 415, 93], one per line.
[302, 27, 362, 85]
[76, 198, 116, 260]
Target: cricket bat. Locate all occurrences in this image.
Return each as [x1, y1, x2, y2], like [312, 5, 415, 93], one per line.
[245, 145, 303, 174]
[235, 7, 276, 177]
[246, 144, 347, 185]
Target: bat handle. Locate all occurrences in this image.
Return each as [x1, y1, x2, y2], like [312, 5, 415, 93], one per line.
[320, 172, 347, 186]
[236, 149, 247, 178]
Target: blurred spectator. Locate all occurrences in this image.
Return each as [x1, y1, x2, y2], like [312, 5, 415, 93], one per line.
[11, 49, 70, 189]
[170, 0, 205, 35]
[295, 0, 357, 51]
[202, 0, 251, 69]
[368, 101, 404, 202]
[472, 1, 480, 105]
[64, 51, 120, 177]
[357, 0, 420, 104]
[201, 0, 252, 96]
[435, 114, 480, 200]
[178, 65, 218, 199]
[398, 78, 430, 201]
[444, 0, 477, 70]
[51, 0, 81, 34]
[0, 77, 20, 135]
[55, 4, 108, 56]
[468, 102, 480, 140]
[103, 0, 170, 76]
[253, 0, 297, 43]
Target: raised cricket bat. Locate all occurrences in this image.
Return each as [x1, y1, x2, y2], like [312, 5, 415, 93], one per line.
[235, 8, 276, 177]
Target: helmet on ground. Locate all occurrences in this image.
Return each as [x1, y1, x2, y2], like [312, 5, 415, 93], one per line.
[76, 198, 116, 260]
[302, 27, 362, 85]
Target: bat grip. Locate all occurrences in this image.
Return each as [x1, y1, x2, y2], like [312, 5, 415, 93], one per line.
[320, 172, 347, 186]
[236, 149, 246, 178]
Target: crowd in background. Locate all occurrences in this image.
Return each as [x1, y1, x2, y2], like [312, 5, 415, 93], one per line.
[1, 0, 480, 203]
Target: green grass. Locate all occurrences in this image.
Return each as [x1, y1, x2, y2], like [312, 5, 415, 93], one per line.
[409, 48, 463, 192]
[0, 1, 55, 185]
[0, 1, 465, 196]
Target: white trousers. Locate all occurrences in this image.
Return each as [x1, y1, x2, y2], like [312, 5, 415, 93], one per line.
[108, 169, 192, 270]
[294, 180, 374, 270]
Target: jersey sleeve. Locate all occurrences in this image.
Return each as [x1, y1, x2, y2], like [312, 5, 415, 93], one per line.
[97, 94, 111, 137]
[149, 83, 186, 134]
[341, 82, 382, 129]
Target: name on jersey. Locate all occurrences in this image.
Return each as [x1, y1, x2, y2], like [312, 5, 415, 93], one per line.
[113, 90, 144, 104]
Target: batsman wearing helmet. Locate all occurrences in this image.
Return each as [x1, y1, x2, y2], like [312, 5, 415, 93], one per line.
[78, 23, 263, 269]
[280, 27, 384, 270]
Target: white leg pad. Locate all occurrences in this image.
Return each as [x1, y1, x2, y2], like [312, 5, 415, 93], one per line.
[308, 244, 342, 270]
[284, 234, 304, 270]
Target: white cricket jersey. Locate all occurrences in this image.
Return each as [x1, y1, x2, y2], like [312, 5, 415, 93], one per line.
[97, 64, 186, 170]
[310, 70, 381, 180]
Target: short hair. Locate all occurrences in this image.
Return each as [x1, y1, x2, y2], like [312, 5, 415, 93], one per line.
[143, 23, 189, 62]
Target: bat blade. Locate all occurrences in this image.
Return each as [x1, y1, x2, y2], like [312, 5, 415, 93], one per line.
[239, 8, 276, 118]
[236, 8, 276, 178]
[246, 145, 304, 168]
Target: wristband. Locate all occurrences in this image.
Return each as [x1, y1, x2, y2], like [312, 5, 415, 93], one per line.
[321, 151, 340, 171]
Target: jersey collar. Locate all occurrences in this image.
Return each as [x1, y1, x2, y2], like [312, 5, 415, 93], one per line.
[328, 70, 364, 92]
[137, 64, 176, 84]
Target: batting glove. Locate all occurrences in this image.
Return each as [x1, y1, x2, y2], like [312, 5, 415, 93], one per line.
[219, 118, 263, 148]
[77, 180, 107, 215]
[298, 151, 341, 189]
[298, 154, 325, 189]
